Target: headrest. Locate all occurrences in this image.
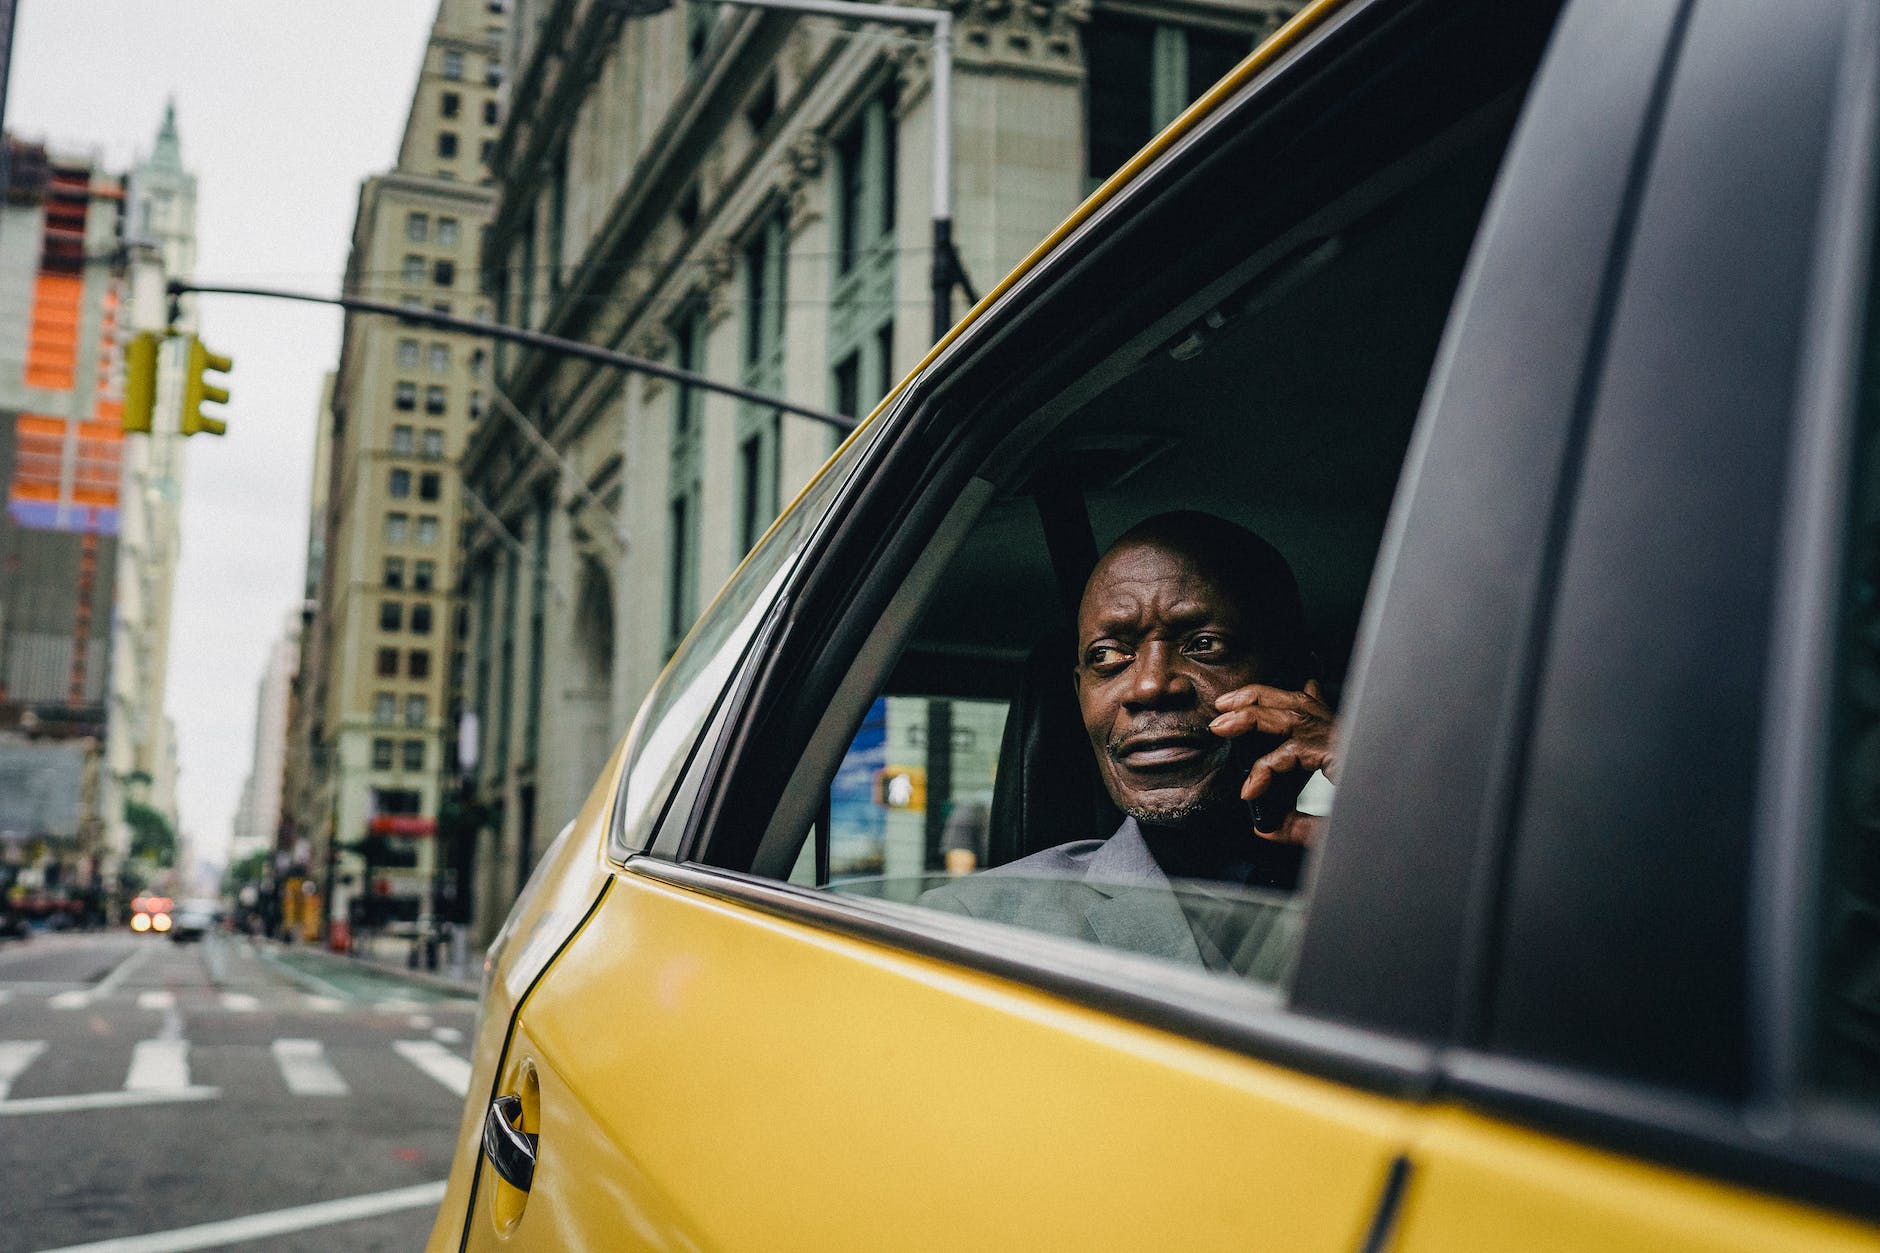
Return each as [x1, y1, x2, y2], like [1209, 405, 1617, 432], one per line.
[987, 631, 1120, 866]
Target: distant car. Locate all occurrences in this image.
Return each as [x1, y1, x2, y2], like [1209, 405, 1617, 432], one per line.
[129, 896, 172, 936]
[431, 0, 1880, 1247]
[168, 900, 221, 943]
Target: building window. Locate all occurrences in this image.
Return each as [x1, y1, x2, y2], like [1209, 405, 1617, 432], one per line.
[480, 139, 495, 166]
[422, 428, 445, 459]
[384, 556, 405, 588]
[385, 513, 409, 544]
[380, 601, 404, 632]
[833, 89, 896, 276]
[414, 559, 436, 592]
[412, 604, 434, 635]
[438, 217, 460, 247]
[424, 385, 447, 415]
[443, 50, 464, 80]
[483, 100, 500, 126]
[403, 254, 425, 284]
[376, 647, 399, 677]
[432, 301, 451, 315]
[441, 91, 460, 119]
[428, 343, 449, 372]
[419, 472, 441, 501]
[401, 739, 426, 772]
[438, 132, 459, 159]
[745, 74, 777, 135]
[374, 693, 396, 725]
[408, 649, 432, 679]
[417, 515, 440, 546]
[389, 468, 412, 498]
[485, 62, 503, 87]
[686, 0, 715, 63]
[405, 695, 428, 728]
[668, 493, 693, 647]
[468, 391, 484, 422]
[1083, 16, 1249, 186]
[392, 425, 415, 454]
[469, 348, 486, 377]
[372, 737, 394, 768]
[395, 381, 417, 411]
[406, 213, 428, 242]
[397, 338, 420, 367]
[434, 259, 455, 287]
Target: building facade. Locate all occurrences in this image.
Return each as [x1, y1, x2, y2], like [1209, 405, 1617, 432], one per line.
[290, 0, 507, 937]
[0, 110, 193, 909]
[230, 614, 297, 864]
[455, 0, 1301, 940]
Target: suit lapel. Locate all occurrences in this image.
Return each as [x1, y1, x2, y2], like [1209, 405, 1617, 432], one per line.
[1080, 819, 1207, 967]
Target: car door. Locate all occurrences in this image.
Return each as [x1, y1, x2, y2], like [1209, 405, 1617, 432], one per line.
[1388, 0, 1880, 1248]
[439, 0, 1708, 1249]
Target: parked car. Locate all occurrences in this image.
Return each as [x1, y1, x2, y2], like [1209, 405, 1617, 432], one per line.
[430, 0, 1880, 1246]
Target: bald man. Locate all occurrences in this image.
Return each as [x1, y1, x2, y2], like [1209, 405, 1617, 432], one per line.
[920, 512, 1337, 976]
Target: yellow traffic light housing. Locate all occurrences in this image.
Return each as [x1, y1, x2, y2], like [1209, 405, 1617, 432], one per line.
[181, 336, 231, 437]
[122, 332, 160, 434]
[872, 766, 927, 811]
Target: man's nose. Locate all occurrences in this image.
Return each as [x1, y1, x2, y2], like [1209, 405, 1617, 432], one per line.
[1124, 643, 1192, 707]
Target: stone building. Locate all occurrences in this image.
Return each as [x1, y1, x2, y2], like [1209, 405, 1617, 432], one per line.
[458, 0, 1301, 941]
[289, 0, 507, 936]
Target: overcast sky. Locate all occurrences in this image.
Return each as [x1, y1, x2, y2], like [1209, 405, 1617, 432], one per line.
[11, 1, 440, 868]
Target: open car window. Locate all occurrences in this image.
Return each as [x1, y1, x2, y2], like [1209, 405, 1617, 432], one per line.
[731, 3, 1563, 993]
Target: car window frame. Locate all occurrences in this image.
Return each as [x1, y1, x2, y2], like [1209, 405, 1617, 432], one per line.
[614, 0, 1581, 1103]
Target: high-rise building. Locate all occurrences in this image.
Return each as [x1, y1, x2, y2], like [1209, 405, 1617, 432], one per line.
[454, 0, 1301, 941]
[289, 0, 506, 938]
[0, 109, 193, 907]
[230, 614, 297, 864]
[105, 102, 197, 881]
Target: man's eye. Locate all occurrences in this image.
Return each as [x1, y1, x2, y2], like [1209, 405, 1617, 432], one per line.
[1085, 645, 1129, 669]
[1185, 634, 1228, 656]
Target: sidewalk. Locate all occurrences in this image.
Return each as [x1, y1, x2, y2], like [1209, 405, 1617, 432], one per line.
[263, 931, 483, 998]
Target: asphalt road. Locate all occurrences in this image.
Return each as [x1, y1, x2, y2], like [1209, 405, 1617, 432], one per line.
[0, 929, 482, 1252]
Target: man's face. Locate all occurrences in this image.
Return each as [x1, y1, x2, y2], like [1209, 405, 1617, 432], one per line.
[1075, 540, 1267, 826]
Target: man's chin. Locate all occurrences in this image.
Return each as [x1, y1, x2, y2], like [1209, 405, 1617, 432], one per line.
[1120, 791, 1234, 829]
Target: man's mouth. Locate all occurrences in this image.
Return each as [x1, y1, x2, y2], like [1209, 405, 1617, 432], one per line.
[1110, 729, 1219, 771]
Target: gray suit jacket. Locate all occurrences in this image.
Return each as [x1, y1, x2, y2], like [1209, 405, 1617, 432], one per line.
[918, 818, 1300, 981]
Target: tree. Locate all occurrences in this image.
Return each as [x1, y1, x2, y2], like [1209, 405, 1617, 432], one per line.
[124, 801, 175, 868]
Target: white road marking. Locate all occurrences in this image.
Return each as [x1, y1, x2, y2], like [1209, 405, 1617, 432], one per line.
[92, 945, 150, 999]
[49, 990, 91, 1010]
[431, 1026, 463, 1045]
[125, 1039, 190, 1092]
[0, 1086, 219, 1117]
[375, 998, 424, 1014]
[0, 1040, 46, 1099]
[302, 995, 344, 1013]
[136, 990, 175, 1012]
[408, 1013, 434, 1030]
[220, 992, 259, 1013]
[271, 1038, 349, 1097]
[0, 990, 12, 1005]
[392, 1039, 470, 1096]
[29, 1179, 446, 1252]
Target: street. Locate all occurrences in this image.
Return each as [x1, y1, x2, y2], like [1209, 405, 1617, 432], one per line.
[1, 930, 478, 1252]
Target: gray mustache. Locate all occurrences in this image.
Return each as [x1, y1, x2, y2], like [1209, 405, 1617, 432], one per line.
[1105, 719, 1216, 760]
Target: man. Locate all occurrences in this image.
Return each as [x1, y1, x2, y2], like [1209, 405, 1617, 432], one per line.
[920, 512, 1337, 977]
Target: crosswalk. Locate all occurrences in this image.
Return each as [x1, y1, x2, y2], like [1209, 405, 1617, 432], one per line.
[0, 1027, 472, 1113]
[17, 987, 461, 1015]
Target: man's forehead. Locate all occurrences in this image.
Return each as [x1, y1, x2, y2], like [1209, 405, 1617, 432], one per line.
[1080, 541, 1248, 624]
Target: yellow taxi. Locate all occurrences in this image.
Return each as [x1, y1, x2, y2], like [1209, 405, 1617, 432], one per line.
[431, 0, 1880, 1246]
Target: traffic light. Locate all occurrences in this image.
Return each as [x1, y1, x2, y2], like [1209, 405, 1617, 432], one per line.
[872, 765, 927, 811]
[121, 331, 160, 434]
[181, 336, 231, 437]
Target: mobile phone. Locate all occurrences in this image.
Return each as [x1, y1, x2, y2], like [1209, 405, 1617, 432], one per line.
[1227, 730, 1312, 834]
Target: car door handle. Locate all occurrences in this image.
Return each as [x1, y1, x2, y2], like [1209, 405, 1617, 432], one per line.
[483, 1094, 538, 1192]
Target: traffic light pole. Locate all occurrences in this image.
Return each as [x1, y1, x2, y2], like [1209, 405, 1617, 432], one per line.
[164, 280, 859, 432]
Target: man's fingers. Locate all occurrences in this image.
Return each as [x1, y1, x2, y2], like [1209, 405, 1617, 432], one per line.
[1215, 684, 1320, 712]
[1208, 706, 1304, 738]
[1240, 742, 1305, 799]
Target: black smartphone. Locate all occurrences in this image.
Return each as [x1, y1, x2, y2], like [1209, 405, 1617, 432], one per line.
[1227, 729, 1312, 834]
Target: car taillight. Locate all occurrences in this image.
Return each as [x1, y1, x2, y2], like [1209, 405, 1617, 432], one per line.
[131, 913, 151, 933]
[151, 912, 172, 933]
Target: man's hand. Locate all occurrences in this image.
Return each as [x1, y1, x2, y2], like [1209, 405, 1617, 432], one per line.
[1208, 678, 1337, 844]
